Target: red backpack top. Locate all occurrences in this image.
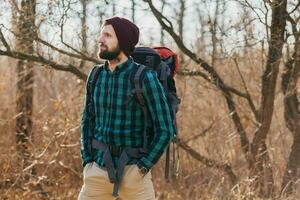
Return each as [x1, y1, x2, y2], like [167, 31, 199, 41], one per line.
[154, 47, 180, 77]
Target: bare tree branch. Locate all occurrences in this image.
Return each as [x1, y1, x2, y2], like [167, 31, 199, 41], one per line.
[1, 23, 100, 64]
[8, 0, 20, 13]
[233, 57, 259, 119]
[177, 70, 210, 81]
[184, 121, 214, 143]
[0, 27, 11, 51]
[177, 139, 237, 185]
[178, 69, 250, 99]
[35, 37, 100, 64]
[238, 0, 271, 31]
[0, 49, 87, 80]
[288, 1, 300, 15]
[58, 161, 81, 179]
[286, 14, 299, 40]
[58, 1, 93, 61]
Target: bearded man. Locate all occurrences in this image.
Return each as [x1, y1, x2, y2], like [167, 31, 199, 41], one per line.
[78, 16, 173, 200]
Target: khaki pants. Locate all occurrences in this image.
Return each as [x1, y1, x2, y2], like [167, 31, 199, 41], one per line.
[78, 162, 156, 200]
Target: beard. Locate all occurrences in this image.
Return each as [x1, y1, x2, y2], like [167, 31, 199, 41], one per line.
[98, 45, 121, 60]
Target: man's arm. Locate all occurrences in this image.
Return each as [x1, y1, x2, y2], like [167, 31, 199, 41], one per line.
[137, 70, 174, 170]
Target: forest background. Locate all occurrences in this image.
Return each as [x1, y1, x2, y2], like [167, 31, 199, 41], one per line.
[0, 0, 300, 199]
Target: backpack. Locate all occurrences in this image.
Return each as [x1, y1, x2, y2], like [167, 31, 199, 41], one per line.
[86, 46, 180, 180]
[131, 47, 180, 180]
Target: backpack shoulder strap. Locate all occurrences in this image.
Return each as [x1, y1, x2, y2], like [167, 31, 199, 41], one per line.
[131, 64, 150, 151]
[86, 65, 103, 155]
[133, 64, 148, 106]
[87, 65, 103, 97]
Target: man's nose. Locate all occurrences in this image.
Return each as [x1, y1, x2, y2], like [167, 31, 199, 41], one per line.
[98, 36, 104, 44]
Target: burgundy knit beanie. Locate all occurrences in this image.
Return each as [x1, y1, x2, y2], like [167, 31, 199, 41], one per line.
[105, 16, 140, 57]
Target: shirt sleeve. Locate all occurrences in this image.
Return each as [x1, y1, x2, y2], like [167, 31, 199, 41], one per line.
[137, 70, 174, 170]
[81, 70, 95, 167]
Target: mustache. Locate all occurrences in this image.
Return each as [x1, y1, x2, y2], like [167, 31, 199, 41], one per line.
[99, 43, 107, 49]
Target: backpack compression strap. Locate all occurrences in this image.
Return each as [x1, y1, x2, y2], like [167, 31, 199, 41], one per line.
[158, 62, 170, 90]
[86, 65, 102, 155]
[133, 65, 149, 151]
[156, 62, 172, 180]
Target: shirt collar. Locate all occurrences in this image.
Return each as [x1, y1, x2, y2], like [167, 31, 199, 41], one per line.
[104, 57, 133, 73]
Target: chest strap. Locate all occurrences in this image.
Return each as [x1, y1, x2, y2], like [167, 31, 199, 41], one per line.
[91, 139, 144, 197]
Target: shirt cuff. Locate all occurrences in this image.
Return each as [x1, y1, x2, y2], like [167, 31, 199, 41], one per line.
[83, 158, 93, 167]
[137, 157, 154, 171]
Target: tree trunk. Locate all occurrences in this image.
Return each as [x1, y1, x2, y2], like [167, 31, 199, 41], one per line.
[250, 0, 287, 197]
[112, 0, 116, 16]
[210, 0, 219, 67]
[281, 24, 300, 195]
[178, 0, 185, 67]
[131, 0, 136, 23]
[79, 0, 88, 69]
[159, 0, 166, 46]
[15, 0, 36, 169]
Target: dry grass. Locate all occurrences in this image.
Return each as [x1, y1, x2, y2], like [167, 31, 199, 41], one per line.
[0, 54, 299, 199]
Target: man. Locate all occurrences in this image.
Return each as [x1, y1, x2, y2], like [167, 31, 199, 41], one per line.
[78, 16, 174, 200]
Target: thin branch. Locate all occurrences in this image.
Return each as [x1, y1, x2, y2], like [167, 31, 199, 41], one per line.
[233, 57, 259, 119]
[8, 0, 20, 13]
[238, 0, 271, 30]
[36, 37, 100, 64]
[184, 121, 214, 143]
[59, 4, 93, 60]
[177, 70, 211, 81]
[286, 14, 299, 41]
[178, 70, 249, 99]
[0, 27, 11, 51]
[1, 23, 100, 64]
[262, 0, 270, 41]
[288, 1, 300, 15]
[185, 112, 242, 143]
[177, 139, 237, 185]
[58, 161, 81, 179]
[224, 85, 249, 99]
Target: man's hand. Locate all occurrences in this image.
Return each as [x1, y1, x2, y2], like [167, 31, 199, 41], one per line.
[137, 165, 149, 177]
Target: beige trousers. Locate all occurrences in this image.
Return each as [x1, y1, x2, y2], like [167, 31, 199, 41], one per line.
[78, 162, 156, 200]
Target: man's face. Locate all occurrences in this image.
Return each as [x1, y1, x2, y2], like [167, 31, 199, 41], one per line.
[98, 24, 121, 60]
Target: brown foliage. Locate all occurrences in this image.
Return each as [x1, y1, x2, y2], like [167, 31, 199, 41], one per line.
[1, 50, 299, 199]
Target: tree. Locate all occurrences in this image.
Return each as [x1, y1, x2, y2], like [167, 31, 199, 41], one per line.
[14, 0, 36, 170]
[144, 0, 287, 197]
[280, 2, 300, 194]
[79, 0, 90, 69]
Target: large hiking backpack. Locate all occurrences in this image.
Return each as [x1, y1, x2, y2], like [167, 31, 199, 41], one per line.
[131, 47, 180, 132]
[132, 46, 180, 179]
[87, 46, 180, 180]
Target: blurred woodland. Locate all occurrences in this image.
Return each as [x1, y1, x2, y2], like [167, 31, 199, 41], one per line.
[0, 0, 300, 199]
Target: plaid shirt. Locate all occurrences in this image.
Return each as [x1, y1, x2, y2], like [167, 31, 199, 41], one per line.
[81, 57, 174, 170]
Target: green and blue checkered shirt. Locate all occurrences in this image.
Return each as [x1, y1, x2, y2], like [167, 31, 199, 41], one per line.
[81, 57, 174, 170]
